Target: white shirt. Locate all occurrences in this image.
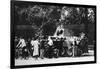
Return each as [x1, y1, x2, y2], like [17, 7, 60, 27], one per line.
[18, 39, 26, 47]
[31, 40, 40, 47]
[31, 40, 34, 46]
[48, 36, 53, 46]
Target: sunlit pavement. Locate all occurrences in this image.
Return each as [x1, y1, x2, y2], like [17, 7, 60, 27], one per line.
[15, 50, 94, 66]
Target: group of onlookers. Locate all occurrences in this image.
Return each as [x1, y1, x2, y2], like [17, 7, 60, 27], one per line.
[15, 33, 88, 60]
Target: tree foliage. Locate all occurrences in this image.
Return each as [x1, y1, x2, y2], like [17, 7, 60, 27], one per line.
[14, 4, 95, 36]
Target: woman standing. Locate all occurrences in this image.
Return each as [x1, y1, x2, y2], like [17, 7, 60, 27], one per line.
[31, 38, 40, 60]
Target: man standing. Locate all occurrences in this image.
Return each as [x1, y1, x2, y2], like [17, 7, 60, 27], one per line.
[16, 36, 26, 59]
[40, 39, 45, 59]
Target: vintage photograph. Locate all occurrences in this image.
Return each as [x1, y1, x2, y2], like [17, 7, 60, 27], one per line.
[11, 0, 96, 68]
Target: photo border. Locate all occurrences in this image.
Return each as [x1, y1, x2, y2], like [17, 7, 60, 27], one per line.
[10, 1, 97, 69]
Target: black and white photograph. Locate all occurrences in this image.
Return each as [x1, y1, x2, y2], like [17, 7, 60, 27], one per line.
[11, 0, 96, 68]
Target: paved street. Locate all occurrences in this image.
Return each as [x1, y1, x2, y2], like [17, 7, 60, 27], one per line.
[15, 50, 94, 66]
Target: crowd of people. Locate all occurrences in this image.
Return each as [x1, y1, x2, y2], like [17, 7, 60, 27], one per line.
[14, 32, 88, 60]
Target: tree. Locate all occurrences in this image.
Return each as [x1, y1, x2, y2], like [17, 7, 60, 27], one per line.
[14, 4, 95, 37]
